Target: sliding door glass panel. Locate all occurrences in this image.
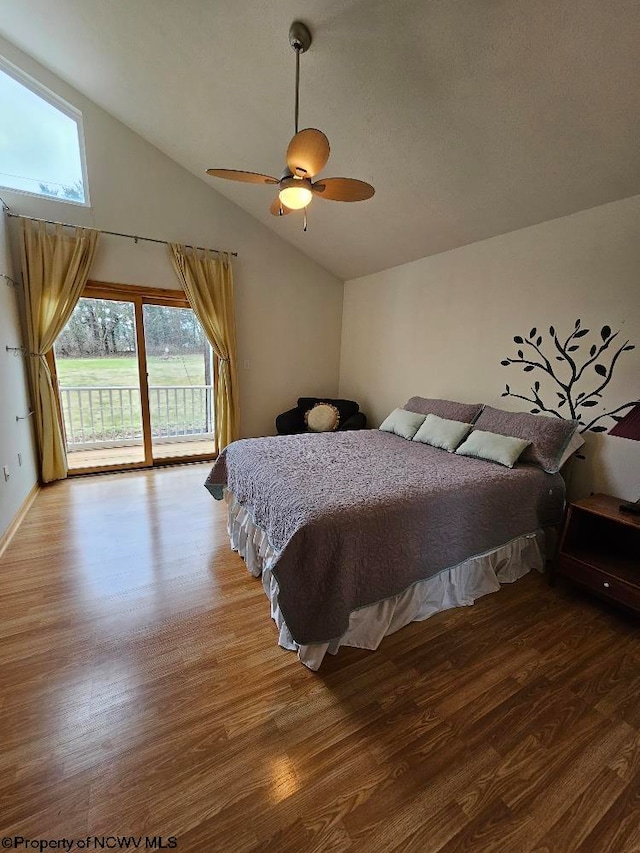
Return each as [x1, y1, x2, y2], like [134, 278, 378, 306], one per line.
[142, 304, 214, 460]
[54, 297, 144, 469]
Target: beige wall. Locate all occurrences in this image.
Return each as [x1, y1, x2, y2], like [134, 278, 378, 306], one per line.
[0, 34, 343, 444]
[340, 195, 640, 501]
[0, 211, 38, 540]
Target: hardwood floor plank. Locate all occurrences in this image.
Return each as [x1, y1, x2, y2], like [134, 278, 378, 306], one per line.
[575, 782, 640, 852]
[530, 767, 627, 852]
[437, 796, 515, 852]
[389, 801, 469, 853]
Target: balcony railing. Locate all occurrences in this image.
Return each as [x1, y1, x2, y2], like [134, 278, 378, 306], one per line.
[60, 385, 214, 449]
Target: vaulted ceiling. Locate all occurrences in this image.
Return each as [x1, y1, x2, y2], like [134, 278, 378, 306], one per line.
[1, 0, 639, 280]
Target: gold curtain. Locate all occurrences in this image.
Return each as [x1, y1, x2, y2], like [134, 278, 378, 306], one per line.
[169, 244, 239, 451]
[20, 220, 100, 483]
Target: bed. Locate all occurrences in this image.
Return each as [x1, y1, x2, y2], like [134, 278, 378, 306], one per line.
[205, 399, 577, 669]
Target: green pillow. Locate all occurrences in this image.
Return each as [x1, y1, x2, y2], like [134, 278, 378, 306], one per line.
[413, 414, 473, 452]
[455, 429, 531, 468]
[379, 408, 426, 440]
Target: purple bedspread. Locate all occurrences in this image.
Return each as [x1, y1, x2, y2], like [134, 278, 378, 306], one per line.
[205, 430, 565, 645]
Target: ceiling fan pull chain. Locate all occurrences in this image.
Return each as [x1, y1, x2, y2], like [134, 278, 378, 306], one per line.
[294, 47, 300, 135]
[303, 206, 308, 231]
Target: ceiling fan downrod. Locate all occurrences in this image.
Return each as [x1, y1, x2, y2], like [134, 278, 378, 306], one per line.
[289, 22, 312, 136]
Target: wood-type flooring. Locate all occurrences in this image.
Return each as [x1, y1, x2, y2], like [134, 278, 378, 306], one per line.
[1, 463, 639, 852]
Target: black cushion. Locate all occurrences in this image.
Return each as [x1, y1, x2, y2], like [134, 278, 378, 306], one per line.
[276, 397, 365, 435]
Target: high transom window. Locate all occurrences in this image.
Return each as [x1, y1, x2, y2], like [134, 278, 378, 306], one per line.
[0, 57, 89, 204]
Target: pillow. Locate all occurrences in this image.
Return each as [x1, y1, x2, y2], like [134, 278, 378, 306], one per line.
[456, 430, 531, 468]
[404, 397, 484, 424]
[413, 414, 473, 452]
[298, 397, 359, 422]
[379, 408, 426, 440]
[305, 402, 340, 432]
[474, 406, 580, 473]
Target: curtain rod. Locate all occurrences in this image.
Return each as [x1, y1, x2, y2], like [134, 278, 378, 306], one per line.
[5, 211, 237, 257]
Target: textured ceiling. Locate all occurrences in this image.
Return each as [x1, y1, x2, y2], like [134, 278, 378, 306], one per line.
[0, 0, 639, 280]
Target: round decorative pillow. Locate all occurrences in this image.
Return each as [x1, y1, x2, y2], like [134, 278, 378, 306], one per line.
[305, 402, 340, 433]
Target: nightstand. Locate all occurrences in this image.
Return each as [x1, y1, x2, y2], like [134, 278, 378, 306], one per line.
[552, 493, 640, 614]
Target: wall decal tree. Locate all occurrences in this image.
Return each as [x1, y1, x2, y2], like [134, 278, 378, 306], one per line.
[500, 320, 638, 434]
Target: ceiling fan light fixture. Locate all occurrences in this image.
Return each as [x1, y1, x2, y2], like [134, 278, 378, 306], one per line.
[279, 177, 312, 210]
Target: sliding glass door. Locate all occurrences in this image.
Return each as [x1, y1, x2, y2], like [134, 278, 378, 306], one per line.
[143, 303, 214, 461]
[54, 296, 146, 470]
[53, 283, 215, 473]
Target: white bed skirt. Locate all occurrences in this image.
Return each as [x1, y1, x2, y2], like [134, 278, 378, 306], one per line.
[225, 489, 549, 671]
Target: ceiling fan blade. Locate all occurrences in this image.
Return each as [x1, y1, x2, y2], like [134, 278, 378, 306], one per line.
[311, 177, 375, 202]
[286, 128, 330, 178]
[269, 197, 293, 216]
[206, 168, 278, 184]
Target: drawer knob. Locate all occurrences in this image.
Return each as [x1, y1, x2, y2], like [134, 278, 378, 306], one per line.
[603, 582, 610, 588]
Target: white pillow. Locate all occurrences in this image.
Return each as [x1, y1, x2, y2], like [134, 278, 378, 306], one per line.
[379, 408, 426, 440]
[456, 429, 531, 468]
[413, 414, 473, 452]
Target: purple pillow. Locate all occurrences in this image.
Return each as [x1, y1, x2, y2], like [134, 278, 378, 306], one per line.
[473, 406, 579, 473]
[404, 397, 483, 424]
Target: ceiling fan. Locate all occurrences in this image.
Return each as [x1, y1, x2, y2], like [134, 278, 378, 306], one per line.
[206, 21, 375, 229]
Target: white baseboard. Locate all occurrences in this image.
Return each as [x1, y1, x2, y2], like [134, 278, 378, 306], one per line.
[0, 481, 40, 560]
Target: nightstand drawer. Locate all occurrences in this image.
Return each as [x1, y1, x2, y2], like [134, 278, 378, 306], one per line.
[558, 555, 640, 610]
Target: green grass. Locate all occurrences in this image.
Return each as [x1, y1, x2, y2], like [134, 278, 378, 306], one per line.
[56, 354, 207, 387]
[55, 355, 212, 444]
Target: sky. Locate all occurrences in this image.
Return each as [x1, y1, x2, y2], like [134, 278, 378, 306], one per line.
[0, 64, 85, 200]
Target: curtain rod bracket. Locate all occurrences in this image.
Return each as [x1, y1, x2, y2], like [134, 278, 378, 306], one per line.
[1, 273, 20, 287]
[16, 411, 34, 421]
[5, 345, 27, 356]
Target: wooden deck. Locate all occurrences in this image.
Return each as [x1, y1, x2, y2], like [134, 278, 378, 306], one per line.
[67, 438, 215, 469]
[2, 464, 640, 851]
